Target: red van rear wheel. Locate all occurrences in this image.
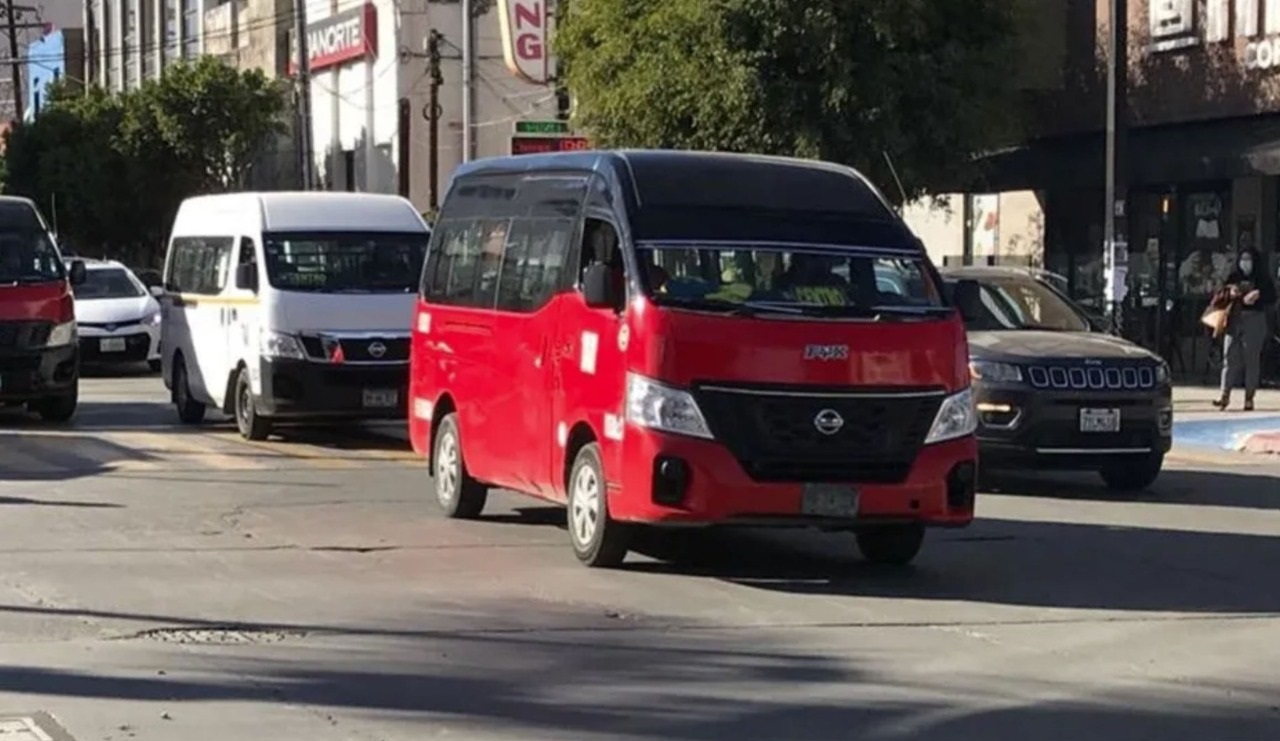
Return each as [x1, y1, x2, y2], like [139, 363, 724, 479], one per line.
[433, 413, 487, 519]
[567, 443, 630, 568]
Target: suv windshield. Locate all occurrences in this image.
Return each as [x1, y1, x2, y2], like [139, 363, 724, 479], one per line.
[634, 242, 946, 317]
[0, 229, 65, 284]
[263, 231, 428, 293]
[958, 273, 1091, 332]
[75, 267, 145, 299]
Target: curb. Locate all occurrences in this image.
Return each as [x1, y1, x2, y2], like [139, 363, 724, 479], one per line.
[1237, 430, 1280, 454]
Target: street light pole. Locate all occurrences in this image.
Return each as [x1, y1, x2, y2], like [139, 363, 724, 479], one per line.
[293, 0, 315, 189]
[1103, 0, 1130, 333]
[461, 0, 474, 162]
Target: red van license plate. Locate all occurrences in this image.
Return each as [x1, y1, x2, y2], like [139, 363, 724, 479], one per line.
[801, 484, 860, 518]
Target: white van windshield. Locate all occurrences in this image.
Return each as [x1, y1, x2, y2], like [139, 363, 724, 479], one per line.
[263, 231, 428, 293]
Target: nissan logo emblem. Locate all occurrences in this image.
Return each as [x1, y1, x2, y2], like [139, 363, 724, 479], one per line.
[368, 341, 387, 359]
[813, 408, 844, 436]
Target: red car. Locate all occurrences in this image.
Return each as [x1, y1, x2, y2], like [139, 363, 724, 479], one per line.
[0, 196, 87, 421]
[409, 151, 979, 567]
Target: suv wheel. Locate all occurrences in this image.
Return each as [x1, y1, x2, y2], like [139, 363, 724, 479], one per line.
[33, 384, 77, 423]
[233, 367, 272, 441]
[855, 525, 925, 566]
[1100, 453, 1163, 491]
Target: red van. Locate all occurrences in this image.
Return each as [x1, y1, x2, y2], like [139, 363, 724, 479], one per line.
[0, 196, 86, 422]
[409, 151, 978, 567]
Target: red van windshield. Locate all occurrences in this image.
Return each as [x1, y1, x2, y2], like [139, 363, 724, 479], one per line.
[635, 243, 945, 317]
[0, 229, 64, 285]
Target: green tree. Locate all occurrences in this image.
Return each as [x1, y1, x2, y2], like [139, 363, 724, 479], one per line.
[3, 57, 289, 266]
[130, 56, 289, 191]
[556, 0, 1021, 202]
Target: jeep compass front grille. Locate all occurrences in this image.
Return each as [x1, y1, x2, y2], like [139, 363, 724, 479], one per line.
[1025, 363, 1159, 391]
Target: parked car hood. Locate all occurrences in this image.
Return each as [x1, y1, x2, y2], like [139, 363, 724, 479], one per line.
[75, 295, 157, 324]
[969, 330, 1161, 362]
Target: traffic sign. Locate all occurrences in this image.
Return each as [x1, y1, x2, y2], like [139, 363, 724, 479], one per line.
[514, 120, 570, 135]
[511, 135, 590, 155]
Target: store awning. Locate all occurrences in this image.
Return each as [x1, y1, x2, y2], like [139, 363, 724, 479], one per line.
[957, 114, 1280, 193]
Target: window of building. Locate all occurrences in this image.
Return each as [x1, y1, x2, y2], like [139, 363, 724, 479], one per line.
[124, 6, 136, 87]
[181, 0, 198, 58]
[164, 0, 179, 63]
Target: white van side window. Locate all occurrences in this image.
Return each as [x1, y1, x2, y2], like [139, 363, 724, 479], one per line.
[166, 237, 234, 295]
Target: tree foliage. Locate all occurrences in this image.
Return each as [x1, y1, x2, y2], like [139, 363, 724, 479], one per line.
[556, 0, 1022, 202]
[3, 57, 288, 266]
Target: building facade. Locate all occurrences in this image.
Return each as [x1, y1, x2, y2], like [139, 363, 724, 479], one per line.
[24, 28, 86, 119]
[906, 0, 1280, 381]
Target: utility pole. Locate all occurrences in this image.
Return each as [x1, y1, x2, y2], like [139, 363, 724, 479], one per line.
[427, 29, 443, 210]
[461, 0, 473, 161]
[4, 0, 22, 121]
[293, 0, 315, 189]
[1103, 0, 1129, 334]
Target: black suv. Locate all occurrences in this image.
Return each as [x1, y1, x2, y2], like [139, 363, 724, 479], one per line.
[943, 267, 1173, 491]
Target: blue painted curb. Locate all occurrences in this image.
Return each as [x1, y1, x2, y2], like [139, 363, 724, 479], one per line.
[1172, 414, 1280, 451]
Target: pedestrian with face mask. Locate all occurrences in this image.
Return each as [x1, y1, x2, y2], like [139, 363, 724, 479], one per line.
[1214, 247, 1275, 411]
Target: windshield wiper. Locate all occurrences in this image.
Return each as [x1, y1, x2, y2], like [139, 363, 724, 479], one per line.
[656, 296, 804, 316]
[0, 275, 59, 286]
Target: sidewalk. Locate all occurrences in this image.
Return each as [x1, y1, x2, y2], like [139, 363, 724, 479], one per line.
[1172, 385, 1280, 453]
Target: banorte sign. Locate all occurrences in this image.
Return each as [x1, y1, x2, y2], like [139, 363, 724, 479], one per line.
[498, 0, 550, 84]
[1150, 0, 1280, 70]
[288, 3, 378, 75]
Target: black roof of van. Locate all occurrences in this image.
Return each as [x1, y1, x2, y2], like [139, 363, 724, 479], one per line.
[451, 150, 919, 251]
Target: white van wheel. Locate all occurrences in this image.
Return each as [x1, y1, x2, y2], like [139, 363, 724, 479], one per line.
[234, 367, 272, 441]
[173, 359, 206, 425]
[433, 413, 487, 519]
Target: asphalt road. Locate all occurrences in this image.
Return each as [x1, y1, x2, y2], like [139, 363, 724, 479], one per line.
[0, 369, 1278, 741]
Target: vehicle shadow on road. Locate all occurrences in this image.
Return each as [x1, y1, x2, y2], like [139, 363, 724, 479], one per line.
[624, 517, 1280, 615]
[0, 495, 122, 507]
[981, 467, 1280, 511]
[0, 429, 158, 483]
[0, 617, 1274, 740]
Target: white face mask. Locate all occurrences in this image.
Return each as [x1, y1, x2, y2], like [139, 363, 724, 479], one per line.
[1241, 259, 1254, 274]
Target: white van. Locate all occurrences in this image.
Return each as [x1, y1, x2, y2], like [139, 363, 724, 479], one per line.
[159, 192, 430, 440]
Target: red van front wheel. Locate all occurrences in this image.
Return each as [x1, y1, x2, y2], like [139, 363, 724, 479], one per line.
[567, 443, 630, 568]
[433, 414, 487, 519]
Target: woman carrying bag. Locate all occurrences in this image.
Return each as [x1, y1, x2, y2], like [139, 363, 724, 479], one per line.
[1210, 247, 1275, 411]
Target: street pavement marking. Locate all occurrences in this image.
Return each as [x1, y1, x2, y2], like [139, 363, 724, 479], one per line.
[0, 425, 420, 476]
[108, 431, 274, 471]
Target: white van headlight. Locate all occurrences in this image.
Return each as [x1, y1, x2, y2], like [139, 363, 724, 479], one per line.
[625, 373, 713, 439]
[259, 330, 306, 360]
[925, 387, 977, 445]
[45, 321, 76, 347]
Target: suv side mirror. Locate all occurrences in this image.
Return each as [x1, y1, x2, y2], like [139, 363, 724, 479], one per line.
[68, 259, 87, 286]
[149, 285, 165, 298]
[952, 279, 982, 322]
[235, 262, 259, 292]
[582, 262, 619, 309]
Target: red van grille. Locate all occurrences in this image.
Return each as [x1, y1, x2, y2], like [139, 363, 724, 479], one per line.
[0, 320, 52, 350]
[694, 384, 945, 484]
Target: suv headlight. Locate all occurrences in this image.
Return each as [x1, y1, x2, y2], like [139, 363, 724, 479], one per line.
[969, 360, 1022, 383]
[625, 373, 713, 439]
[45, 320, 76, 347]
[259, 330, 306, 360]
[144, 307, 162, 326]
[925, 387, 977, 445]
[1155, 360, 1171, 385]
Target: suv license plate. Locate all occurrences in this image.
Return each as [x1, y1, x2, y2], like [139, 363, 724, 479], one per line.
[362, 389, 399, 408]
[100, 337, 126, 352]
[1080, 408, 1121, 433]
[801, 484, 860, 518]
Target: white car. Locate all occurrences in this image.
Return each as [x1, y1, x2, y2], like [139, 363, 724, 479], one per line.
[71, 259, 162, 371]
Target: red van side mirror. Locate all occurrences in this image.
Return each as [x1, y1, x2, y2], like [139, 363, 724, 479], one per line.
[68, 260, 87, 286]
[952, 279, 982, 322]
[582, 262, 619, 309]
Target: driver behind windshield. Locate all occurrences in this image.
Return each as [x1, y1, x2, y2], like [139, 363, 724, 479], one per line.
[776, 253, 851, 306]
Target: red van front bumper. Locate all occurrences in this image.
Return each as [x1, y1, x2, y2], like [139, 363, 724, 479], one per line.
[612, 427, 977, 528]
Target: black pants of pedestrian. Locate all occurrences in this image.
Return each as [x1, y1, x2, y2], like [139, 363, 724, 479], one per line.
[1220, 310, 1268, 403]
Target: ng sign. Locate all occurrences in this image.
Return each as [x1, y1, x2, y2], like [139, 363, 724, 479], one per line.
[498, 0, 549, 84]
